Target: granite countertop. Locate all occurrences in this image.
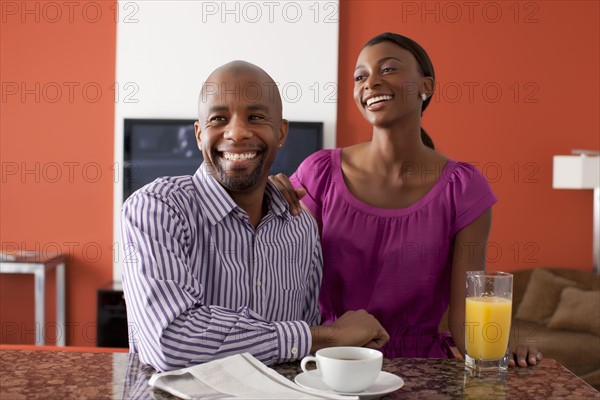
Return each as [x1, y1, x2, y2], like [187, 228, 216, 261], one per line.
[1, 349, 598, 399]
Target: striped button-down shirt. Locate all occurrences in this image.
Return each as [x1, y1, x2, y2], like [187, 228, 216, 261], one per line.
[121, 163, 322, 371]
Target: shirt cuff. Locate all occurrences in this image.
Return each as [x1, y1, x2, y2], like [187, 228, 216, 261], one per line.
[273, 320, 311, 363]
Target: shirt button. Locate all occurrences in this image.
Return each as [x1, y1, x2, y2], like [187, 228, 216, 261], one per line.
[291, 347, 298, 355]
[256, 280, 261, 286]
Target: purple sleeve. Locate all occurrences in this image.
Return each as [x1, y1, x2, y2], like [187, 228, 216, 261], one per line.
[450, 162, 498, 236]
[289, 150, 334, 221]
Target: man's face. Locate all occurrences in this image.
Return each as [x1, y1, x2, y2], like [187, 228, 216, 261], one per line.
[195, 69, 288, 193]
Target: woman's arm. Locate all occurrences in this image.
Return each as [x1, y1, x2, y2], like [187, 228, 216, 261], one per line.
[448, 208, 493, 357]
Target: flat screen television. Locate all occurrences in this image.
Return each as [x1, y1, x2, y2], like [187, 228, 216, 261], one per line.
[123, 118, 323, 201]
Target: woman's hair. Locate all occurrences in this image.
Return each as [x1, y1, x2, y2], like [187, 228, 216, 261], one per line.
[364, 32, 435, 149]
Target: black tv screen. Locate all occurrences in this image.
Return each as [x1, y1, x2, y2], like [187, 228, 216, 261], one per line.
[123, 118, 323, 200]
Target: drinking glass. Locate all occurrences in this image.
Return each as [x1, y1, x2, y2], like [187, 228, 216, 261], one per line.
[465, 271, 513, 371]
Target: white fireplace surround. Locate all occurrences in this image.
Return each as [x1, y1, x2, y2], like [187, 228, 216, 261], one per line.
[112, 0, 339, 281]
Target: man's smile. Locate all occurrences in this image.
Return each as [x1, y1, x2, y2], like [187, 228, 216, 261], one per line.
[221, 152, 258, 161]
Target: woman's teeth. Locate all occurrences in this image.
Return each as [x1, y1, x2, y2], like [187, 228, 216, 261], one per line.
[223, 152, 257, 161]
[366, 95, 393, 106]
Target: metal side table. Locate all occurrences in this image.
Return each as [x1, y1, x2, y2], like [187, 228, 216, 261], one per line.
[0, 251, 66, 346]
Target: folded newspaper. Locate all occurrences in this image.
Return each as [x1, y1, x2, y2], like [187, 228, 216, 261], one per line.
[148, 352, 357, 399]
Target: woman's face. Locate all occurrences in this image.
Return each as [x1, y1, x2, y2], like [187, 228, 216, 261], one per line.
[353, 41, 431, 128]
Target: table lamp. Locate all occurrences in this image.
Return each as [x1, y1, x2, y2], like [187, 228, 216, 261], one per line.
[553, 150, 600, 273]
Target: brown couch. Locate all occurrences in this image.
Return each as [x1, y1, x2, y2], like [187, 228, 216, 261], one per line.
[511, 268, 600, 390]
[439, 268, 600, 391]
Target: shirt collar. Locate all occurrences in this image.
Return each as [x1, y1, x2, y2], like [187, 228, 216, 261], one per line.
[193, 163, 292, 226]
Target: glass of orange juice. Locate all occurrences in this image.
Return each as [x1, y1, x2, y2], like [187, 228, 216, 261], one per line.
[465, 271, 513, 371]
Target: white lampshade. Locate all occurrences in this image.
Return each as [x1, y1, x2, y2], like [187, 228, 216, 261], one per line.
[553, 155, 600, 189]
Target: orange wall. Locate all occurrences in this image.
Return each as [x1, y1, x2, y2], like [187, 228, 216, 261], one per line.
[1, 2, 116, 345]
[338, 0, 600, 271]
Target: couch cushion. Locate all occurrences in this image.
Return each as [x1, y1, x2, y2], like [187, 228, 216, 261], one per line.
[515, 269, 578, 324]
[549, 269, 600, 291]
[548, 287, 600, 335]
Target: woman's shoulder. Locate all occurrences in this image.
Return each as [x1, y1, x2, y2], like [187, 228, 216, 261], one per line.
[441, 159, 496, 207]
[444, 160, 489, 185]
[301, 148, 339, 165]
[291, 149, 338, 190]
[294, 148, 340, 178]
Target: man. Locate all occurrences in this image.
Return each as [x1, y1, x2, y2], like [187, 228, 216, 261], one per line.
[121, 61, 389, 371]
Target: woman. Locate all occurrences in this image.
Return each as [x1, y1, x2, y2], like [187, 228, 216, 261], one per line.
[272, 32, 541, 367]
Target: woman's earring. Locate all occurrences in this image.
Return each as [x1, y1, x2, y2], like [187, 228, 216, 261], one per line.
[421, 93, 427, 101]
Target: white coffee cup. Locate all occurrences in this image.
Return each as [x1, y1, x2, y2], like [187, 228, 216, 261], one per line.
[300, 347, 383, 393]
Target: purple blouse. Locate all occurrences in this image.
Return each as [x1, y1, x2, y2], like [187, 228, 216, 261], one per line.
[291, 148, 497, 358]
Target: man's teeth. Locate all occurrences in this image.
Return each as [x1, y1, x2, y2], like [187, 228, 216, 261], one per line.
[366, 95, 393, 106]
[222, 152, 257, 161]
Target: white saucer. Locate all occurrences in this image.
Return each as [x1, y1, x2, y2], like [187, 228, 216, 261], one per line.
[294, 370, 404, 399]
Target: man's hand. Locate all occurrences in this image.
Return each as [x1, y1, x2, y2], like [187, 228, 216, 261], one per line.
[508, 345, 543, 367]
[269, 173, 306, 216]
[310, 310, 389, 353]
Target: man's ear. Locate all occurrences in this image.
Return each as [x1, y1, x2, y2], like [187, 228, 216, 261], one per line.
[194, 121, 202, 150]
[278, 119, 289, 148]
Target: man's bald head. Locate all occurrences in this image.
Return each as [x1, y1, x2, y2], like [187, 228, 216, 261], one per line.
[193, 60, 289, 195]
[198, 60, 283, 120]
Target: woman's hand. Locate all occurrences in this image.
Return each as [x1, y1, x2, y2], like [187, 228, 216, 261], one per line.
[509, 345, 543, 367]
[268, 173, 306, 216]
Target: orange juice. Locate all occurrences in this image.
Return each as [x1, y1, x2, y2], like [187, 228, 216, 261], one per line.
[465, 297, 512, 360]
